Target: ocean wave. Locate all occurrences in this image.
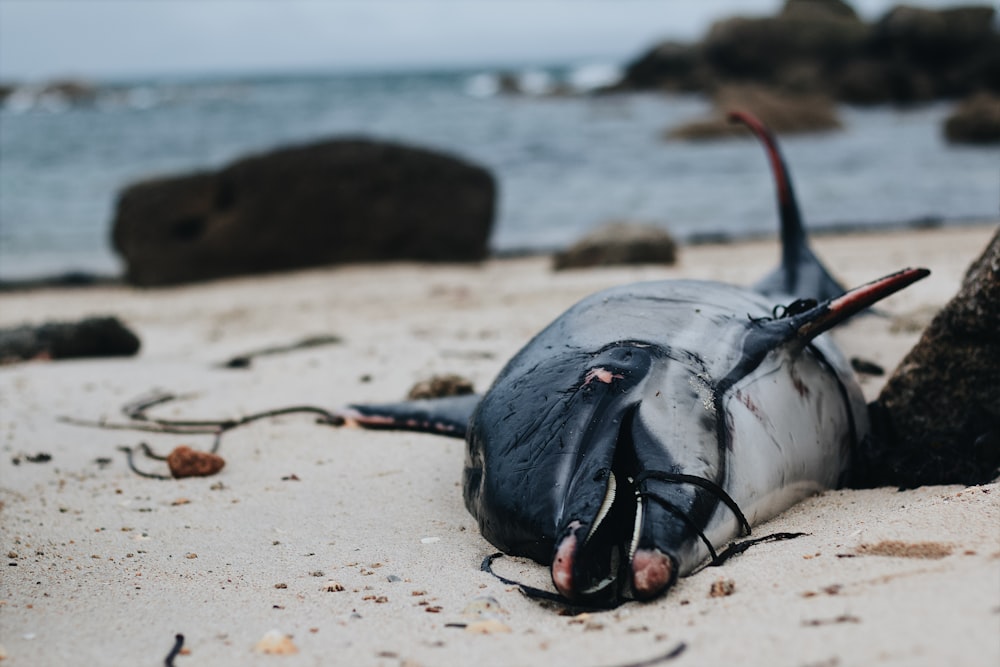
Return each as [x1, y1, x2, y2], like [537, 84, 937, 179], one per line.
[462, 63, 621, 99]
[0, 80, 248, 114]
[566, 62, 622, 92]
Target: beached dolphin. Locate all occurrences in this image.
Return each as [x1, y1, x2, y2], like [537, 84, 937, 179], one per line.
[339, 112, 928, 603]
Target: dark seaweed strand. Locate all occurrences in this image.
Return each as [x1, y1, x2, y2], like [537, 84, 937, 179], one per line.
[709, 532, 808, 566]
[70, 394, 347, 479]
[124, 392, 185, 421]
[479, 553, 624, 612]
[164, 633, 185, 667]
[636, 490, 720, 562]
[124, 392, 345, 432]
[597, 643, 687, 667]
[138, 442, 168, 461]
[56, 416, 214, 435]
[634, 470, 751, 536]
[199, 406, 345, 453]
[116, 446, 172, 480]
[65, 393, 345, 455]
[636, 471, 806, 568]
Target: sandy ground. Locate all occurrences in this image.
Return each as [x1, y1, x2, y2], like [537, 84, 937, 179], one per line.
[1, 224, 998, 667]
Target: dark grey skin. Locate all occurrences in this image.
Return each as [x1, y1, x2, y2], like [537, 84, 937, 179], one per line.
[340, 113, 929, 604]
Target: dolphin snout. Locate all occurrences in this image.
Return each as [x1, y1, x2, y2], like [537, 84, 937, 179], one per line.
[631, 548, 676, 599]
[551, 524, 580, 598]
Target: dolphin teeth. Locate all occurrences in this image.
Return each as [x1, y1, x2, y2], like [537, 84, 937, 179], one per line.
[585, 470, 617, 545]
[580, 575, 616, 596]
[628, 489, 643, 562]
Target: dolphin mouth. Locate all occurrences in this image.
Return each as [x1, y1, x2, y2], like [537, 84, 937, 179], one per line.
[551, 407, 679, 603]
[551, 470, 637, 600]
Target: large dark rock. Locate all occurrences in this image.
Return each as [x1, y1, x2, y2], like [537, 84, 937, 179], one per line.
[944, 93, 1000, 144]
[862, 229, 1000, 488]
[867, 5, 1000, 102]
[617, 1, 999, 106]
[702, 3, 868, 89]
[870, 6, 996, 69]
[619, 41, 710, 92]
[833, 58, 935, 105]
[112, 138, 496, 286]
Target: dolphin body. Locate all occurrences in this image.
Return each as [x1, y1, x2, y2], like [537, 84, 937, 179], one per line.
[342, 112, 928, 604]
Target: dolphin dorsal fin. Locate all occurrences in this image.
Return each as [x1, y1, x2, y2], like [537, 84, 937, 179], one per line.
[768, 268, 930, 344]
[728, 110, 846, 303]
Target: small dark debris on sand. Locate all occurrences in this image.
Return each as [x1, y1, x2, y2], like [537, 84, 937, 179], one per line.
[0, 316, 140, 363]
[220, 334, 341, 368]
[11, 452, 52, 465]
[850, 357, 884, 376]
[709, 578, 736, 597]
[407, 374, 475, 399]
[803, 615, 860, 627]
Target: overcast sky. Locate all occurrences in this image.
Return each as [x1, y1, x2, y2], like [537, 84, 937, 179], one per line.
[0, 0, 986, 81]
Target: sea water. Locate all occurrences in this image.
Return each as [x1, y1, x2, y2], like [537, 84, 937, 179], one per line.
[0, 65, 997, 280]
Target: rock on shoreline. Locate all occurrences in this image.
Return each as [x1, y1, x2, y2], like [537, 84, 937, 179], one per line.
[112, 138, 496, 287]
[618, 1, 999, 108]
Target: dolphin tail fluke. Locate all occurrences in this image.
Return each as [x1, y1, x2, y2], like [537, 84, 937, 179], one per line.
[784, 268, 930, 343]
[728, 110, 846, 302]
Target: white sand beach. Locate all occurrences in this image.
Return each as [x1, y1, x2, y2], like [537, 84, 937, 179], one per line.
[1, 224, 998, 666]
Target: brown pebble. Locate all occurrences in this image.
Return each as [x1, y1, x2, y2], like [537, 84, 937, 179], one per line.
[709, 578, 736, 597]
[167, 446, 225, 478]
[274, 583, 288, 589]
[407, 374, 475, 399]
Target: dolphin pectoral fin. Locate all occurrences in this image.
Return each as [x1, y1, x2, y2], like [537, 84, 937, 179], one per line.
[338, 394, 481, 439]
[788, 267, 930, 342]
